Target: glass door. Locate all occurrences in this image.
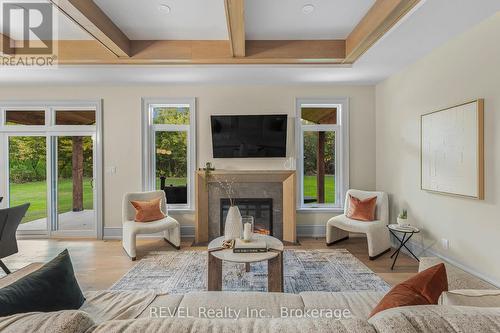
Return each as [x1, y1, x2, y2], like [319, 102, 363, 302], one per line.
[1, 102, 101, 239]
[8, 135, 49, 234]
[52, 135, 96, 235]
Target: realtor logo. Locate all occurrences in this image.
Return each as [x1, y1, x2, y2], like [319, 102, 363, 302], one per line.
[2, 2, 53, 54]
[1, 1, 57, 66]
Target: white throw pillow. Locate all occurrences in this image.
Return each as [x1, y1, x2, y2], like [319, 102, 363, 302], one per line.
[439, 289, 500, 307]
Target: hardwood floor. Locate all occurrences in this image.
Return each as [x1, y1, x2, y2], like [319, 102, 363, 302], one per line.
[1, 237, 418, 291]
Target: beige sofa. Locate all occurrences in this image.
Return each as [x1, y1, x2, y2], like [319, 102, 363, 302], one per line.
[1, 258, 499, 333]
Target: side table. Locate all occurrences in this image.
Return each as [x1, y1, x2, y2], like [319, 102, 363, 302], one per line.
[387, 224, 420, 270]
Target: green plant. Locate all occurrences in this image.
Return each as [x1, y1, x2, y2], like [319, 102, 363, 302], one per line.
[203, 162, 215, 190]
[398, 209, 408, 219]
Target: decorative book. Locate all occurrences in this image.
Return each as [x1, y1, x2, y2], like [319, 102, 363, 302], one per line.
[233, 239, 268, 253]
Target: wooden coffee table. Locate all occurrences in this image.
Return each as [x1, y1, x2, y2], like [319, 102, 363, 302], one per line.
[207, 234, 284, 292]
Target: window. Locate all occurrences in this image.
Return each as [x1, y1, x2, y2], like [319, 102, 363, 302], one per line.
[296, 98, 349, 210]
[5, 110, 46, 125]
[55, 110, 96, 125]
[142, 98, 196, 210]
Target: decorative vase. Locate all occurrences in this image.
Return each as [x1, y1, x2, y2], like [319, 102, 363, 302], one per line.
[224, 206, 242, 241]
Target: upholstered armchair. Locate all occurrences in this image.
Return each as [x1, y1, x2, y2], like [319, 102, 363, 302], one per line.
[326, 189, 391, 260]
[122, 191, 180, 260]
[0, 203, 30, 274]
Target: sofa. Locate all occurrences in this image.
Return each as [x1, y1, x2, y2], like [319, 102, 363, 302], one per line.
[1, 258, 499, 333]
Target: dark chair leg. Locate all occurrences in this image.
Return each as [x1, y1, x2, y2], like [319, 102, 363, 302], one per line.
[164, 238, 181, 250]
[326, 236, 349, 246]
[0, 260, 11, 274]
[369, 248, 391, 261]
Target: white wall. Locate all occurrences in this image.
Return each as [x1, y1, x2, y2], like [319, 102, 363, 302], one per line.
[0, 84, 375, 235]
[376, 13, 500, 283]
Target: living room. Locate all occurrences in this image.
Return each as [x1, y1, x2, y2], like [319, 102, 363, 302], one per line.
[0, 0, 499, 332]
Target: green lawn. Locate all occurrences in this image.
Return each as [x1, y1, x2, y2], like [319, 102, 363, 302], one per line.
[10, 178, 93, 223]
[304, 175, 335, 204]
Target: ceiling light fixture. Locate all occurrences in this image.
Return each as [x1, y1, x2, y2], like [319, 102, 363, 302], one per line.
[302, 4, 315, 14]
[159, 4, 171, 13]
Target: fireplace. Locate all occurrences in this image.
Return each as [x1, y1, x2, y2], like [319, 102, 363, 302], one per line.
[198, 170, 295, 244]
[220, 198, 273, 236]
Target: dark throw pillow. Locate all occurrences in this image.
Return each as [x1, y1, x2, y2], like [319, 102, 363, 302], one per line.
[0, 249, 85, 316]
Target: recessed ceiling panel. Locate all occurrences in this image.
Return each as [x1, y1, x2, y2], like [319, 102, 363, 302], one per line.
[245, 0, 375, 40]
[94, 0, 228, 40]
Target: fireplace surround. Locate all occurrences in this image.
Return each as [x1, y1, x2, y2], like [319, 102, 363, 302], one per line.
[195, 170, 296, 244]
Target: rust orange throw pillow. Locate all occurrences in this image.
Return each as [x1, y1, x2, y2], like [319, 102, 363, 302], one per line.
[369, 263, 448, 318]
[346, 195, 377, 221]
[130, 198, 166, 222]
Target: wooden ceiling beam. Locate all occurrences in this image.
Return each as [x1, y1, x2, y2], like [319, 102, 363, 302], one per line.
[224, 0, 246, 57]
[344, 0, 420, 63]
[246, 40, 345, 62]
[0, 33, 15, 55]
[54, 40, 346, 64]
[49, 0, 131, 57]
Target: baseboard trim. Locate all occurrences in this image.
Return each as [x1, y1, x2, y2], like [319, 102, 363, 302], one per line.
[392, 237, 500, 288]
[296, 224, 326, 237]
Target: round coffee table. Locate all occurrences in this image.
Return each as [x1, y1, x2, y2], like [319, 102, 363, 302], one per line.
[207, 234, 284, 292]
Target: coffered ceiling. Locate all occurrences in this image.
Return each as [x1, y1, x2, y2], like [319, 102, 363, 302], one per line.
[0, 0, 421, 64]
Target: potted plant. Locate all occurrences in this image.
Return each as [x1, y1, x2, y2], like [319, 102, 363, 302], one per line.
[203, 162, 215, 190]
[397, 209, 409, 226]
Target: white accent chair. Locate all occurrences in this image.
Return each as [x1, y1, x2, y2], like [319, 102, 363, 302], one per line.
[326, 189, 391, 260]
[122, 191, 181, 260]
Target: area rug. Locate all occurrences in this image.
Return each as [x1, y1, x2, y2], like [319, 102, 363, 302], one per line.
[110, 249, 390, 294]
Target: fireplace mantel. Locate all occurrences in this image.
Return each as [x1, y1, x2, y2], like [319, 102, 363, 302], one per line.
[195, 170, 296, 244]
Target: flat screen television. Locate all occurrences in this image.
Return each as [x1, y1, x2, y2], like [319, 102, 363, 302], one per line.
[211, 114, 287, 158]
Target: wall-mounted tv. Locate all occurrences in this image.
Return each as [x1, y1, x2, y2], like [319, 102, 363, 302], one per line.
[211, 114, 287, 158]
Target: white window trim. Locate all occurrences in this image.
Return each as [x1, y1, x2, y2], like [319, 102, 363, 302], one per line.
[295, 98, 349, 212]
[0, 100, 103, 239]
[141, 98, 196, 211]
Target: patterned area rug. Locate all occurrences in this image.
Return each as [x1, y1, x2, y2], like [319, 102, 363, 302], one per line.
[110, 249, 390, 294]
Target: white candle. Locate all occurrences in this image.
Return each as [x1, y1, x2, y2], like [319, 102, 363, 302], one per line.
[243, 223, 252, 241]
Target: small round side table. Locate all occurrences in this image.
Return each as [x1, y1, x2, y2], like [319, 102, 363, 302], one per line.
[387, 224, 420, 270]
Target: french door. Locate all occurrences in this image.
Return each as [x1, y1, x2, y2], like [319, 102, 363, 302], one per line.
[52, 134, 97, 237]
[8, 133, 97, 237]
[0, 101, 102, 238]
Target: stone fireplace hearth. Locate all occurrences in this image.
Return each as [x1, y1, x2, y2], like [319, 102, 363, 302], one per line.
[195, 170, 296, 244]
